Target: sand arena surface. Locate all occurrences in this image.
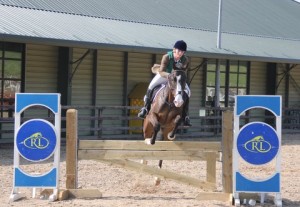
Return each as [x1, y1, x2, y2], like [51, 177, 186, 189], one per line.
[0, 134, 299, 207]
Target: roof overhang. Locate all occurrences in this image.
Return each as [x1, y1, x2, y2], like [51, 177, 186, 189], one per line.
[1, 5, 300, 64]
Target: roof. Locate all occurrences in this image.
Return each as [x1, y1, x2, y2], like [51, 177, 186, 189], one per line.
[1, 0, 300, 63]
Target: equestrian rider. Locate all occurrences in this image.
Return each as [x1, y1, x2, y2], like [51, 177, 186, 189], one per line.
[137, 40, 192, 127]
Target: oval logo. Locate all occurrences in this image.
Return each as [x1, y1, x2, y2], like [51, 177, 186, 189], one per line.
[244, 136, 271, 153]
[22, 132, 50, 149]
[16, 119, 57, 162]
[237, 122, 279, 165]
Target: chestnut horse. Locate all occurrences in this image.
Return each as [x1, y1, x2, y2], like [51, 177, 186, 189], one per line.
[143, 69, 188, 145]
[142, 69, 188, 185]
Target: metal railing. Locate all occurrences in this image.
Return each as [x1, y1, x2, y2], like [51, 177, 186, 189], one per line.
[0, 105, 299, 143]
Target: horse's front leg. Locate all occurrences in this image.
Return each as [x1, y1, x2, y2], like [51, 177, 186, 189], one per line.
[167, 114, 181, 140]
[144, 114, 160, 145]
[149, 123, 160, 145]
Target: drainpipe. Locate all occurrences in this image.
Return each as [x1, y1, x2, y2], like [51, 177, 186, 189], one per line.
[217, 0, 223, 49]
[215, 0, 223, 107]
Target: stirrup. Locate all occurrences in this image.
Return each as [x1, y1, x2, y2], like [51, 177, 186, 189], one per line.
[138, 107, 148, 119]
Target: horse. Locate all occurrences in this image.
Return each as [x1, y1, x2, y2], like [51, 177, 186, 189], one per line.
[142, 69, 189, 185]
[143, 69, 188, 144]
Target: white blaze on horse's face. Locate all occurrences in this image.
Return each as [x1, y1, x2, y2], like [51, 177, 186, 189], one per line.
[174, 74, 184, 107]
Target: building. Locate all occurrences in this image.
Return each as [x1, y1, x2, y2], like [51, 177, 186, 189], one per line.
[0, 0, 300, 142]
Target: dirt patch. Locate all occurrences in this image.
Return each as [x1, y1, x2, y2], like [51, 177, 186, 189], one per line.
[1, 134, 300, 207]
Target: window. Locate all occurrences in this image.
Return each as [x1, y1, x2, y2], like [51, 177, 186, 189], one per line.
[0, 42, 24, 117]
[228, 60, 248, 106]
[206, 59, 249, 107]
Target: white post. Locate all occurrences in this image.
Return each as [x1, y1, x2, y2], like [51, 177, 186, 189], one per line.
[217, 0, 223, 49]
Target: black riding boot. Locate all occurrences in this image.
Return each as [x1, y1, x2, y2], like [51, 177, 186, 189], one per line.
[138, 89, 152, 119]
[182, 98, 192, 127]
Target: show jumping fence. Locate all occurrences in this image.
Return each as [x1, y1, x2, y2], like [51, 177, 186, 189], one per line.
[64, 109, 234, 202]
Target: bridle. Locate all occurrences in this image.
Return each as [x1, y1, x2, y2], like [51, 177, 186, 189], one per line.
[166, 69, 186, 108]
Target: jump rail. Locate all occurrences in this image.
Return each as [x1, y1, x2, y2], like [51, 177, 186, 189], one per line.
[65, 109, 233, 203]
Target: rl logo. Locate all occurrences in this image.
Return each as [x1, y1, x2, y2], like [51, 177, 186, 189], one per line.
[22, 132, 49, 149]
[244, 135, 271, 153]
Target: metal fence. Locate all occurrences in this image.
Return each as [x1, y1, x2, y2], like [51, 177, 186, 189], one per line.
[0, 105, 299, 143]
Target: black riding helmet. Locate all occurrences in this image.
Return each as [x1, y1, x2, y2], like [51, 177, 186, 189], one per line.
[174, 40, 187, 51]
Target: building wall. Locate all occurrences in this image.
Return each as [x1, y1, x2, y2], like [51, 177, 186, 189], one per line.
[96, 49, 124, 136]
[25, 44, 58, 93]
[289, 64, 300, 107]
[127, 52, 153, 97]
[17, 44, 300, 138]
[71, 48, 93, 105]
[248, 61, 268, 120]
[70, 48, 94, 136]
[249, 61, 267, 95]
[276, 63, 287, 106]
[188, 56, 204, 132]
[96, 49, 124, 106]
[24, 44, 58, 118]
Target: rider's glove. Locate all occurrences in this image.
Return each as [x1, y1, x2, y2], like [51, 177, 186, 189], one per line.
[175, 61, 183, 69]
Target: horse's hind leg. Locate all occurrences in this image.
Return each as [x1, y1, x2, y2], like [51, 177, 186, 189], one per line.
[155, 160, 163, 186]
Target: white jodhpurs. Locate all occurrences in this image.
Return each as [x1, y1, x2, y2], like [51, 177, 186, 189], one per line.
[148, 74, 191, 97]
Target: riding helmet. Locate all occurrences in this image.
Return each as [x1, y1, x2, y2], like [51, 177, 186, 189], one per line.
[174, 40, 187, 51]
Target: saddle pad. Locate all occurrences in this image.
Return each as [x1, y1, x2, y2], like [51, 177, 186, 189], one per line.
[152, 84, 166, 102]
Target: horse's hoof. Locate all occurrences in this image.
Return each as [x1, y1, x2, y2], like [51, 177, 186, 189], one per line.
[167, 133, 176, 140]
[140, 160, 148, 165]
[145, 139, 152, 145]
[154, 177, 161, 186]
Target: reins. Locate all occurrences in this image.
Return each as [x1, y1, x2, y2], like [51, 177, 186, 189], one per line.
[187, 59, 207, 86]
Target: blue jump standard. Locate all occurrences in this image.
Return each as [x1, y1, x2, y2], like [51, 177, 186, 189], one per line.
[14, 168, 57, 187]
[236, 96, 281, 116]
[236, 172, 280, 192]
[16, 93, 59, 113]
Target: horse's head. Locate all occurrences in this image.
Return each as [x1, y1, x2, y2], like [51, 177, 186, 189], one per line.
[167, 69, 187, 107]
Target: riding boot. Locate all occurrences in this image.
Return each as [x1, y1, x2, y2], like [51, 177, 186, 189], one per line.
[137, 89, 152, 119]
[183, 116, 192, 127]
[182, 98, 192, 127]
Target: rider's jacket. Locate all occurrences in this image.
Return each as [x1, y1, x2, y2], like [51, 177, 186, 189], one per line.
[162, 51, 189, 73]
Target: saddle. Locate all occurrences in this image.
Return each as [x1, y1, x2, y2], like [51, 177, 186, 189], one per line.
[150, 84, 166, 102]
[150, 84, 189, 103]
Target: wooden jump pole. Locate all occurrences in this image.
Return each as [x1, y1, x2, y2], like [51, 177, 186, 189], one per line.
[66, 109, 78, 189]
[222, 110, 233, 196]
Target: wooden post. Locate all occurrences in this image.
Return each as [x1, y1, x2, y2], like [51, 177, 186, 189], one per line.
[66, 109, 78, 189]
[222, 110, 233, 194]
[206, 152, 217, 185]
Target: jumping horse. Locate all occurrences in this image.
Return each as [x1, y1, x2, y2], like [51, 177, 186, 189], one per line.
[142, 69, 189, 185]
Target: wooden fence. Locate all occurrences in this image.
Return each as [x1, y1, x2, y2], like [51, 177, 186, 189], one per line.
[64, 109, 234, 202]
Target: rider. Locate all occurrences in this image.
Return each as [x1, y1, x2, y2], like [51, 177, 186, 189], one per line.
[137, 40, 192, 127]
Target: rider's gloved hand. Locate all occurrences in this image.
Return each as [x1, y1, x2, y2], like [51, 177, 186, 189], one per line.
[175, 62, 183, 69]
